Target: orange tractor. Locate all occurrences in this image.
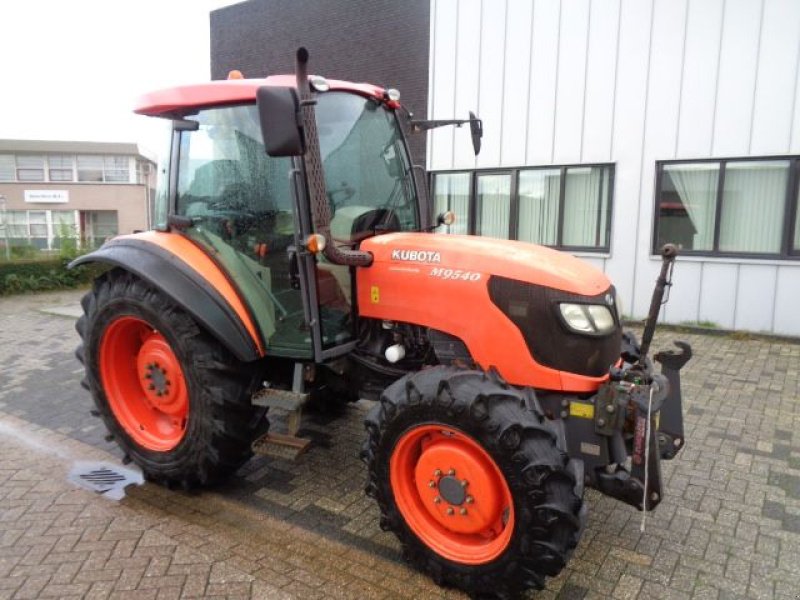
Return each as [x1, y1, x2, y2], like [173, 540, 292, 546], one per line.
[73, 49, 691, 597]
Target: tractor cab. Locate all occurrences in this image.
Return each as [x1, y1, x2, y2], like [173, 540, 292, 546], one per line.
[142, 77, 421, 361]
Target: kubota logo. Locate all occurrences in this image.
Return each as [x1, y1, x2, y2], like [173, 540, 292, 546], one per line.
[391, 249, 442, 263]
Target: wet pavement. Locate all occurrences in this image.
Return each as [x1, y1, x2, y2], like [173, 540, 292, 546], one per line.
[1, 288, 799, 599]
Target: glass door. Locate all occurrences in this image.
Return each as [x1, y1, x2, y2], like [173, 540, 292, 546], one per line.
[176, 104, 312, 358]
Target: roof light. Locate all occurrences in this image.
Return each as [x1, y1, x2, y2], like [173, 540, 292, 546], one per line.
[227, 70, 244, 80]
[310, 75, 330, 92]
[385, 88, 401, 102]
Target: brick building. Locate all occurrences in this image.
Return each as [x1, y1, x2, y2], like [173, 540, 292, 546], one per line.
[0, 139, 155, 253]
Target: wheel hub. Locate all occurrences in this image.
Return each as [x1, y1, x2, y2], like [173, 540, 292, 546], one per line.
[136, 337, 186, 414]
[437, 475, 467, 505]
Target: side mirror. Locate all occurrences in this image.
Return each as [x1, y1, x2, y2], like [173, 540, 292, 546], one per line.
[468, 111, 482, 156]
[257, 86, 305, 156]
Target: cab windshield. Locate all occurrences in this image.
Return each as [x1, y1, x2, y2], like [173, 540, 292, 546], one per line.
[317, 92, 418, 234]
[173, 90, 416, 353]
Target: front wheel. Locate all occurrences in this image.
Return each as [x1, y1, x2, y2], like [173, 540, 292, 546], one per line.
[76, 269, 266, 488]
[362, 367, 585, 598]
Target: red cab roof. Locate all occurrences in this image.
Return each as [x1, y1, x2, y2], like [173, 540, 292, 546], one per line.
[134, 75, 391, 117]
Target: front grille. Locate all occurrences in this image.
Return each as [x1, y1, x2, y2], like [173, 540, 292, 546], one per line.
[488, 276, 621, 378]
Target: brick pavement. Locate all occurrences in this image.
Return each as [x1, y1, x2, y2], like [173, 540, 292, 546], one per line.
[1, 288, 799, 599]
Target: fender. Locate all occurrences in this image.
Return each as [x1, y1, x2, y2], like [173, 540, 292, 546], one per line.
[70, 232, 264, 362]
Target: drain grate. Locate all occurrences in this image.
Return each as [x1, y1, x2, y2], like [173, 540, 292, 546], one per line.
[68, 461, 144, 500]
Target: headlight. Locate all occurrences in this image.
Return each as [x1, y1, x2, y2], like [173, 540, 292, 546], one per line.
[559, 303, 616, 335]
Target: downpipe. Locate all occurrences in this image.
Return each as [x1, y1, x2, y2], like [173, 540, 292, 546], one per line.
[293, 48, 373, 267]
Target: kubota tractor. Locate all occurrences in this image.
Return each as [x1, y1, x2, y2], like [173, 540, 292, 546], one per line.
[73, 49, 691, 597]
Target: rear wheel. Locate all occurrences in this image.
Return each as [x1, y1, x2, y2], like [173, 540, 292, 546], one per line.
[362, 366, 585, 598]
[77, 269, 266, 487]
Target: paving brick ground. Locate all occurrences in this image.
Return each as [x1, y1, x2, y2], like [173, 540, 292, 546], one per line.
[0, 288, 799, 599]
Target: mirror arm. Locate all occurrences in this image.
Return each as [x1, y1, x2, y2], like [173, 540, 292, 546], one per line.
[409, 118, 477, 132]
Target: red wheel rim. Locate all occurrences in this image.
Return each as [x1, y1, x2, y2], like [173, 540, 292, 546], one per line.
[390, 425, 515, 565]
[99, 316, 189, 451]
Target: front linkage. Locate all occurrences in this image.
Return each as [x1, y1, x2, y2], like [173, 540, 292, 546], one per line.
[550, 245, 692, 511]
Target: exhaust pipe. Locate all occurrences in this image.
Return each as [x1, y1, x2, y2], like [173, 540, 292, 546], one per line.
[294, 48, 373, 267]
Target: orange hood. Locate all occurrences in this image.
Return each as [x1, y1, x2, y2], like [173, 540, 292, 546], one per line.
[360, 232, 610, 296]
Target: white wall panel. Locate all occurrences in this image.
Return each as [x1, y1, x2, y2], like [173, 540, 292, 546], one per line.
[663, 261, 701, 324]
[582, 0, 620, 163]
[712, 0, 763, 157]
[676, 0, 724, 158]
[552, 0, 590, 164]
[499, 0, 533, 166]
[475, 0, 507, 168]
[773, 265, 800, 335]
[604, 0, 654, 314]
[792, 61, 800, 154]
[452, 0, 483, 169]
[631, 0, 687, 316]
[698, 263, 738, 329]
[735, 264, 777, 332]
[427, 0, 800, 335]
[428, 0, 458, 170]
[750, 0, 800, 155]
[526, 0, 561, 165]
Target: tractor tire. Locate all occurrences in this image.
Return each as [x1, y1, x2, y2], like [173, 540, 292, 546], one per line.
[76, 268, 266, 488]
[362, 366, 585, 598]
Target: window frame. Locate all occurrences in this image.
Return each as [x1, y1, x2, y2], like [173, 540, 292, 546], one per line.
[430, 162, 615, 253]
[653, 155, 800, 260]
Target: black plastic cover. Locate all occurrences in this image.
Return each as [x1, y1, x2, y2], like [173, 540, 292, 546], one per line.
[488, 276, 621, 377]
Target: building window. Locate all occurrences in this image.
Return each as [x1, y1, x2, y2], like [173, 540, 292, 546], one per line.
[2, 210, 79, 251]
[82, 210, 118, 247]
[16, 155, 45, 181]
[431, 164, 614, 252]
[0, 155, 14, 181]
[77, 155, 105, 182]
[432, 173, 470, 234]
[48, 155, 74, 182]
[654, 157, 800, 258]
[104, 156, 130, 182]
[476, 173, 512, 239]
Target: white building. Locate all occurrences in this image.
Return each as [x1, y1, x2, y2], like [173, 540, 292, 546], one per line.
[427, 0, 800, 336]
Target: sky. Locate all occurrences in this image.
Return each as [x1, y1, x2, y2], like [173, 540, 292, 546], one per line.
[0, 0, 240, 161]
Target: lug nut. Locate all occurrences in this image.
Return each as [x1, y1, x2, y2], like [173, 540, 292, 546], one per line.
[465, 496, 474, 504]
[434, 496, 442, 504]
[428, 480, 436, 488]
[434, 469, 442, 477]
[446, 507, 454, 515]
[606, 404, 615, 413]
[148, 384, 155, 390]
[597, 418, 606, 427]
[460, 480, 468, 488]
[460, 508, 468, 516]
[448, 469, 455, 476]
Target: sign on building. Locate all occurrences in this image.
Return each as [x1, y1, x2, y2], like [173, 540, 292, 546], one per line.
[24, 190, 69, 203]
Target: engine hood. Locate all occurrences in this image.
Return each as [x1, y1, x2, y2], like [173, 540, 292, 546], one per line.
[360, 232, 610, 296]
